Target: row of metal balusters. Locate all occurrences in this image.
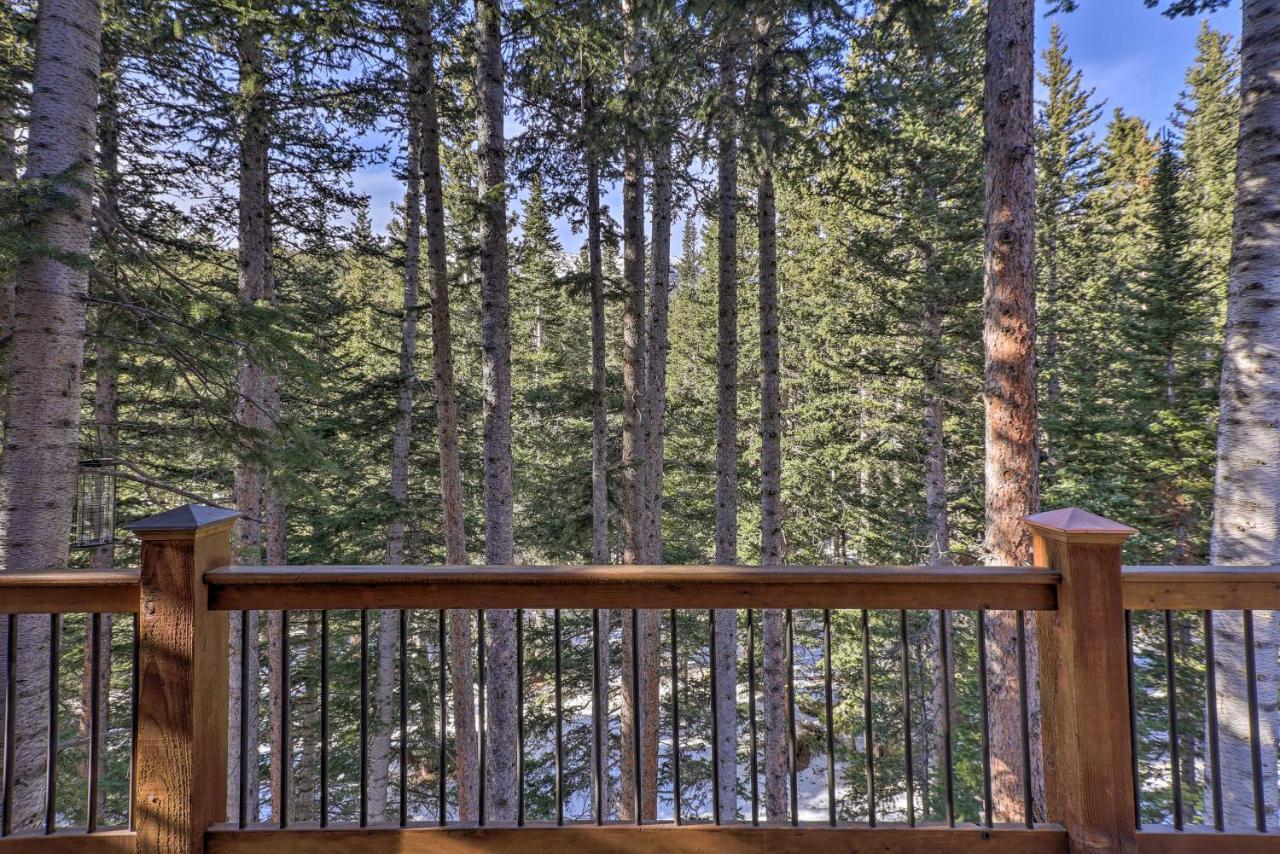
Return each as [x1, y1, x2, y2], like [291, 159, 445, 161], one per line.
[237, 607, 1038, 829]
[1126, 609, 1270, 834]
[0, 613, 138, 836]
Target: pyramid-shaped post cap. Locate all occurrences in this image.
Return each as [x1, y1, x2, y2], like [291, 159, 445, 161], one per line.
[125, 504, 241, 538]
[1024, 508, 1136, 544]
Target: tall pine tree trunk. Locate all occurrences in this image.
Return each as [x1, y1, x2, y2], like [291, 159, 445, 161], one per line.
[757, 159, 788, 824]
[0, 0, 100, 829]
[1210, 0, 1280, 830]
[617, 0, 655, 819]
[712, 24, 740, 824]
[228, 16, 276, 822]
[413, 0, 478, 817]
[0, 92, 14, 349]
[981, 0, 1041, 824]
[581, 74, 610, 819]
[474, 0, 517, 821]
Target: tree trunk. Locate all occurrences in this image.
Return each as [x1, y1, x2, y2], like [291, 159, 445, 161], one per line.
[0, 95, 14, 351]
[980, 0, 1041, 825]
[617, 0, 653, 820]
[582, 76, 611, 817]
[712, 24, 740, 824]
[1210, 0, 1280, 830]
[757, 160, 788, 822]
[229, 16, 275, 823]
[474, 0, 516, 821]
[413, 0, 478, 818]
[0, 0, 100, 829]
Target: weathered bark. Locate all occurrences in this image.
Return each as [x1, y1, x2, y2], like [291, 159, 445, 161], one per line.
[582, 76, 611, 816]
[411, 0, 478, 817]
[0, 92, 15, 351]
[981, 0, 1041, 824]
[1210, 0, 1280, 830]
[0, 0, 100, 829]
[757, 162, 788, 823]
[228, 15, 277, 822]
[369, 609, 397, 821]
[474, 0, 516, 821]
[712, 24, 740, 823]
[754, 14, 787, 815]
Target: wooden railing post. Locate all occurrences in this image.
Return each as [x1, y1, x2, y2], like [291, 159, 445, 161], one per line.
[1026, 508, 1136, 854]
[126, 505, 239, 854]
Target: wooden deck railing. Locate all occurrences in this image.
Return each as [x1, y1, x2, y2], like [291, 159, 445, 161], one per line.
[0, 505, 1277, 853]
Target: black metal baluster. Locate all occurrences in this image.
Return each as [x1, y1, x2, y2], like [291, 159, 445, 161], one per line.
[1203, 610, 1222, 832]
[554, 609, 564, 827]
[360, 609, 369, 827]
[280, 610, 290, 828]
[747, 609, 758, 826]
[516, 609, 524, 827]
[708, 609, 720, 825]
[477, 610, 486, 826]
[978, 611, 992, 829]
[938, 610, 954, 828]
[899, 610, 915, 828]
[239, 612, 252, 829]
[3, 615, 17, 837]
[787, 609, 798, 826]
[823, 609, 835, 827]
[399, 609, 408, 827]
[129, 614, 139, 832]
[87, 612, 103, 833]
[631, 608, 641, 825]
[670, 609, 681, 826]
[1017, 611, 1033, 828]
[437, 610, 447, 827]
[591, 608, 603, 826]
[45, 613, 60, 835]
[320, 611, 329, 828]
[1126, 610, 1140, 829]
[1243, 610, 1266, 832]
[1163, 610, 1182, 830]
[862, 609, 875, 827]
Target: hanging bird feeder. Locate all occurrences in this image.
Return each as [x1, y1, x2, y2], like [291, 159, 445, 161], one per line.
[72, 458, 117, 549]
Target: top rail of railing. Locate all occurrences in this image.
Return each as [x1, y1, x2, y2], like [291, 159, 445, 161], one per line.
[4, 563, 1280, 614]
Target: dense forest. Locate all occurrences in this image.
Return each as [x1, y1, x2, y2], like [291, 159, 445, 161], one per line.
[1, 0, 1278, 839]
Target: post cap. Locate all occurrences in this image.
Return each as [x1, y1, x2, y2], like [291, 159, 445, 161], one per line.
[1023, 507, 1136, 544]
[125, 504, 240, 537]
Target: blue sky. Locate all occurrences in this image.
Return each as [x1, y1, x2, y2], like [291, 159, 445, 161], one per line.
[357, 1, 1242, 250]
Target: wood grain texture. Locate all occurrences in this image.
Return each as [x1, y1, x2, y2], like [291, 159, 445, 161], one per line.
[1123, 566, 1280, 610]
[134, 521, 232, 854]
[0, 570, 138, 614]
[1030, 521, 1137, 854]
[0, 830, 136, 852]
[203, 565, 1060, 611]
[205, 823, 1070, 854]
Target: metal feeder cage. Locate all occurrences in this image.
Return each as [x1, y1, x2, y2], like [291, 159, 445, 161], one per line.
[72, 458, 117, 549]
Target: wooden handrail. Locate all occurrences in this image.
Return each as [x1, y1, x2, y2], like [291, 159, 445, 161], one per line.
[1122, 565, 1280, 610]
[203, 564, 1061, 611]
[0, 569, 140, 613]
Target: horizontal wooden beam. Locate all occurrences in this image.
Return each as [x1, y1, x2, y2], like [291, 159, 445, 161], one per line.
[0, 570, 139, 614]
[1137, 829, 1280, 852]
[0, 830, 136, 852]
[1123, 566, 1280, 610]
[204, 565, 1060, 612]
[205, 823, 1069, 854]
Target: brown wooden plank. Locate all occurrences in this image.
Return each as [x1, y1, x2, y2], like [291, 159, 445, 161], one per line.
[1137, 829, 1280, 852]
[1123, 566, 1280, 610]
[0, 830, 136, 852]
[132, 512, 236, 854]
[204, 565, 1059, 611]
[205, 823, 1069, 854]
[0, 570, 139, 614]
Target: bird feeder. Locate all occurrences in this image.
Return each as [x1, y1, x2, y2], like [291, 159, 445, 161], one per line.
[72, 458, 117, 549]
